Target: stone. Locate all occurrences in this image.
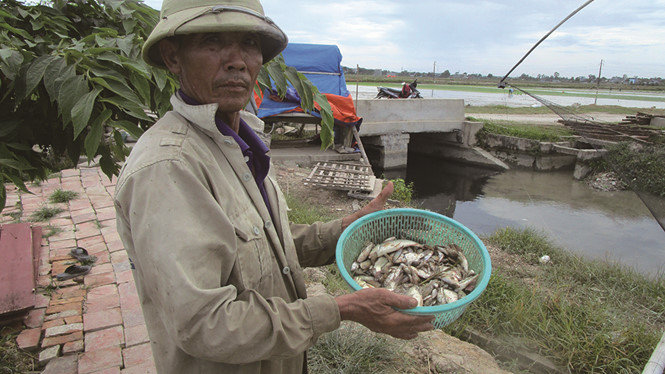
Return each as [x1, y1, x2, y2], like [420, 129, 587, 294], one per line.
[77, 345, 123, 374]
[41, 354, 77, 374]
[62, 339, 84, 354]
[16, 328, 41, 351]
[38, 344, 61, 366]
[45, 322, 83, 337]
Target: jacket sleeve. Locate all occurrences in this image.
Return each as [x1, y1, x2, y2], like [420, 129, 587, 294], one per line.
[115, 159, 340, 364]
[290, 219, 343, 268]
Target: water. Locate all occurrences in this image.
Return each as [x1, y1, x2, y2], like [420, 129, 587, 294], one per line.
[396, 154, 665, 277]
[349, 85, 665, 109]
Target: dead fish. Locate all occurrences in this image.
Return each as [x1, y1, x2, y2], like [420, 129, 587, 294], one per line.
[375, 239, 424, 258]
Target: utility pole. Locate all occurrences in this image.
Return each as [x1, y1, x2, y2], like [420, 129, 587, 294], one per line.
[594, 59, 603, 105]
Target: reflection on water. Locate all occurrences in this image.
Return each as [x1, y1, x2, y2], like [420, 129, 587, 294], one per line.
[399, 154, 665, 276]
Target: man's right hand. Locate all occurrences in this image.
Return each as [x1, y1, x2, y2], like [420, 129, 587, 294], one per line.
[335, 288, 435, 340]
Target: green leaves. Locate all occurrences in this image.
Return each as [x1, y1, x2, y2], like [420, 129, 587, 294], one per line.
[0, 0, 178, 205]
[261, 56, 335, 149]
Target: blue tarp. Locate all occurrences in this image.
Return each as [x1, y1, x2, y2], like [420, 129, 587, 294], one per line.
[257, 43, 354, 121]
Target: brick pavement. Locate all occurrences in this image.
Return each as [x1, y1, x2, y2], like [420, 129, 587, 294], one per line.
[5, 164, 156, 373]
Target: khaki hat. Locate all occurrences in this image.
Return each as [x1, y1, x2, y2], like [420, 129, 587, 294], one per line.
[142, 0, 288, 68]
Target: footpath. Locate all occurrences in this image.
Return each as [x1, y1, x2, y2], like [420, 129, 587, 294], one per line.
[5, 164, 155, 373]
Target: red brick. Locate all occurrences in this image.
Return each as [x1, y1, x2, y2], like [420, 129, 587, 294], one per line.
[120, 308, 145, 328]
[50, 239, 77, 250]
[87, 284, 118, 300]
[124, 324, 149, 347]
[41, 354, 78, 374]
[62, 339, 84, 354]
[41, 330, 83, 348]
[24, 307, 45, 328]
[77, 345, 122, 374]
[16, 328, 41, 351]
[85, 326, 124, 352]
[53, 285, 87, 299]
[90, 263, 113, 275]
[84, 308, 122, 332]
[49, 296, 84, 306]
[85, 272, 116, 288]
[115, 269, 134, 284]
[35, 293, 50, 308]
[77, 235, 105, 248]
[121, 363, 157, 374]
[106, 240, 124, 252]
[46, 301, 82, 315]
[42, 318, 65, 330]
[122, 343, 154, 367]
[110, 251, 128, 265]
[84, 294, 120, 313]
[93, 367, 121, 374]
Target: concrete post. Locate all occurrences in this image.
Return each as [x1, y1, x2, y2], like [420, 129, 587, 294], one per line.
[362, 133, 411, 170]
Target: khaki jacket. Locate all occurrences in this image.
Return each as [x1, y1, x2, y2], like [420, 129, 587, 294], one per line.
[114, 94, 342, 373]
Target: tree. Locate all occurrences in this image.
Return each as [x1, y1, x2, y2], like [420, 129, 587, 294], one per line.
[441, 69, 451, 78]
[0, 0, 333, 212]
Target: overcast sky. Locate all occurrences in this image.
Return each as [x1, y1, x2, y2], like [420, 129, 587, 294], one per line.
[143, 0, 664, 79]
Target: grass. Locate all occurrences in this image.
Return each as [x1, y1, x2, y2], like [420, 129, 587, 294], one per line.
[309, 322, 418, 374]
[471, 116, 574, 142]
[445, 227, 664, 373]
[464, 104, 658, 116]
[29, 205, 64, 222]
[599, 142, 665, 197]
[42, 225, 64, 239]
[285, 193, 338, 224]
[286, 188, 665, 372]
[0, 327, 37, 373]
[48, 189, 79, 204]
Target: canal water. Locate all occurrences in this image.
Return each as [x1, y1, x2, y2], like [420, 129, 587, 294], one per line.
[383, 154, 665, 277]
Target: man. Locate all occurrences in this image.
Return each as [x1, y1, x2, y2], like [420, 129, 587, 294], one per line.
[114, 1, 433, 373]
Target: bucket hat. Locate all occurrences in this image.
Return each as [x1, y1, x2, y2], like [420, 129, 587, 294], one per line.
[142, 0, 288, 68]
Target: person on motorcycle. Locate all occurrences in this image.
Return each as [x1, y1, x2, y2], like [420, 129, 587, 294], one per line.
[400, 81, 412, 98]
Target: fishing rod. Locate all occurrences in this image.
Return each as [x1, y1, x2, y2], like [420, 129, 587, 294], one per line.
[497, 0, 595, 88]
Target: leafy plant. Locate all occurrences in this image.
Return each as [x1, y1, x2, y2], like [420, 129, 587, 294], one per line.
[388, 178, 414, 203]
[48, 189, 79, 203]
[0, 0, 335, 213]
[0, 0, 176, 212]
[29, 205, 63, 221]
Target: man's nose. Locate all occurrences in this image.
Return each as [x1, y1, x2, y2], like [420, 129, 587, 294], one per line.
[222, 43, 247, 71]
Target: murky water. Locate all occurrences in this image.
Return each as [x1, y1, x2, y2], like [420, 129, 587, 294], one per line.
[349, 85, 665, 109]
[386, 154, 665, 277]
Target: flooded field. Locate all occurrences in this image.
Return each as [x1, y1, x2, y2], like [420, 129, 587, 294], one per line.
[349, 84, 665, 109]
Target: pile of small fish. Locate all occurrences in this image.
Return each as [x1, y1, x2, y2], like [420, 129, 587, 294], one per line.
[350, 237, 479, 307]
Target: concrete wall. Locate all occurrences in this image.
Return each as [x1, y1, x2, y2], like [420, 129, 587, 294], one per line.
[355, 99, 466, 136]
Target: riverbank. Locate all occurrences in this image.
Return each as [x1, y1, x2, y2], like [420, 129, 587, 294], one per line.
[275, 160, 665, 373]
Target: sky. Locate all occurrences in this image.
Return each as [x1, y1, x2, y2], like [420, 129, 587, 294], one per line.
[142, 0, 665, 79]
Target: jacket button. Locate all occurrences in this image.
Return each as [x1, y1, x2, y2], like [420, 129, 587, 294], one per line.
[282, 266, 291, 275]
[244, 155, 250, 162]
[224, 139, 233, 145]
[243, 173, 252, 182]
[253, 226, 260, 235]
[264, 220, 272, 229]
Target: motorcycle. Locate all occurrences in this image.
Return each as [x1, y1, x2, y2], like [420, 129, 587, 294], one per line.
[375, 79, 422, 99]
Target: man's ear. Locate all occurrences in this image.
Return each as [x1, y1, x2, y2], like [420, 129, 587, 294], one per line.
[159, 38, 181, 75]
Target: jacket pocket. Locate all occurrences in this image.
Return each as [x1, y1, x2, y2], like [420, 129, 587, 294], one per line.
[233, 223, 268, 291]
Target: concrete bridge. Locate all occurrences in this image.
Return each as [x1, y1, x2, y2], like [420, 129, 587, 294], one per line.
[355, 99, 505, 170]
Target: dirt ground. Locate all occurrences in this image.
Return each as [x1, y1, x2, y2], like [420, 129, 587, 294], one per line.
[272, 161, 545, 373]
[469, 112, 627, 125]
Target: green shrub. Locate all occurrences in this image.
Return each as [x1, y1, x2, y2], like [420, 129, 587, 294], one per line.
[388, 178, 414, 203]
[49, 189, 79, 204]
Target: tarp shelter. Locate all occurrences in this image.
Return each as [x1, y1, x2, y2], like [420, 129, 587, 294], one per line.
[256, 43, 362, 128]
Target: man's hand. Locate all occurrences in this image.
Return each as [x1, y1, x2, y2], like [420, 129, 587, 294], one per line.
[341, 181, 394, 230]
[336, 288, 434, 340]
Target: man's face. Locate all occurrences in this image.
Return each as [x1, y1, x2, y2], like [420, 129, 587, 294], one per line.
[160, 32, 263, 120]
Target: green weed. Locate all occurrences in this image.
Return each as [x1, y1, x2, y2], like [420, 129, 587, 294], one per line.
[0, 327, 37, 373]
[308, 322, 417, 374]
[48, 189, 79, 204]
[388, 178, 414, 203]
[29, 206, 64, 222]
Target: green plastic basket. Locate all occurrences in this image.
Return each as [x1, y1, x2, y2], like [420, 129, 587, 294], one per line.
[336, 208, 492, 329]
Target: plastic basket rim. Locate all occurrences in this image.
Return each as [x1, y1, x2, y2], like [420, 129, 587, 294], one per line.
[335, 208, 492, 315]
